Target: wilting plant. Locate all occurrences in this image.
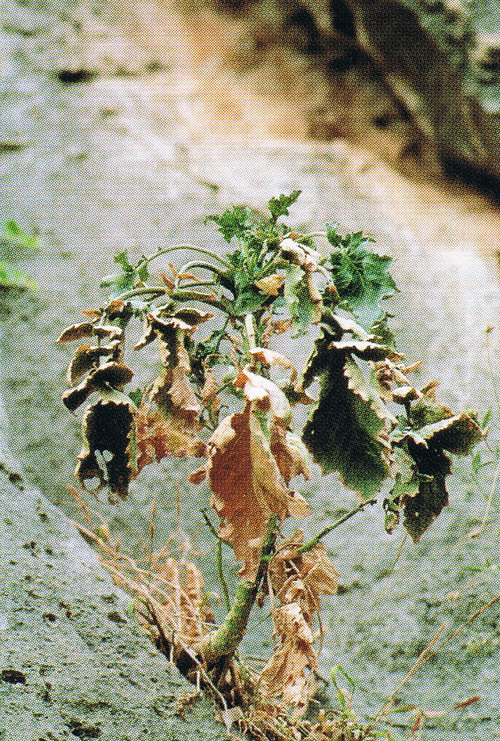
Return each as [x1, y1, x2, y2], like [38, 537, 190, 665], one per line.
[57, 191, 484, 732]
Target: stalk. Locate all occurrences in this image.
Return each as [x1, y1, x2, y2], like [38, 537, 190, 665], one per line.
[297, 498, 377, 554]
[195, 515, 277, 663]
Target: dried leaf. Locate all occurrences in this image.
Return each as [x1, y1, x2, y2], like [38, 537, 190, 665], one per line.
[200, 368, 219, 403]
[134, 311, 193, 351]
[173, 307, 214, 326]
[81, 309, 103, 320]
[270, 423, 311, 485]
[259, 601, 318, 712]
[152, 366, 201, 428]
[57, 321, 95, 343]
[183, 561, 215, 636]
[135, 407, 206, 475]
[234, 368, 291, 423]
[63, 362, 133, 412]
[279, 238, 321, 269]
[249, 347, 297, 384]
[260, 527, 338, 710]
[75, 390, 137, 499]
[204, 403, 304, 578]
[254, 274, 284, 296]
[159, 272, 175, 289]
[66, 344, 115, 385]
[137, 311, 202, 429]
[270, 531, 338, 619]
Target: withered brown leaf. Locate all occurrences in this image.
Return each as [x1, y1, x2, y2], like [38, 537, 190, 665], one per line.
[57, 321, 95, 343]
[259, 602, 318, 710]
[203, 403, 306, 579]
[62, 362, 133, 412]
[75, 390, 137, 499]
[270, 423, 311, 485]
[135, 407, 206, 475]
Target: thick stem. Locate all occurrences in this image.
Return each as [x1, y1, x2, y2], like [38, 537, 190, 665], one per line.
[195, 514, 277, 664]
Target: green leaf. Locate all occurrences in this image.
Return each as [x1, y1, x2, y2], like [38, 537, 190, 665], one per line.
[205, 205, 252, 243]
[0, 260, 36, 288]
[100, 272, 136, 295]
[1, 220, 40, 251]
[283, 264, 319, 334]
[268, 190, 301, 222]
[409, 397, 453, 427]
[471, 451, 482, 475]
[128, 389, 144, 407]
[327, 233, 398, 330]
[330, 664, 356, 718]
[302, 355, 391, 499]
[104, 252, 148, 296]
[114, 250, 133, 272]
[232, 287, 269, 316]
[482, 408, 492, 428]
[326, 223, 341, 247]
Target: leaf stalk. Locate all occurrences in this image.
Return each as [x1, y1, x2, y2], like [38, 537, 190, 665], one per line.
[297, 498, 377, 554]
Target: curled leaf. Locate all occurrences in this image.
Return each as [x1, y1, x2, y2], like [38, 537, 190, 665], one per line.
[75, 390, 137, 499]
[137, 311, 202, 429]
[173, 307, 214, 326]
[62, 362, 134, 411]
[57, 322, 95, 343]
[329, 338, 401, 362]
[279, 238, 321, 270]
[249, 347, 296, 381]
[67, 344, 116, 385]
[234, 368, 291, 423]
[418, 413, 484, 456]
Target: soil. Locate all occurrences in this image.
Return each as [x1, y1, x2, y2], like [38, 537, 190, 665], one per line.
[1, 0, 499, 738]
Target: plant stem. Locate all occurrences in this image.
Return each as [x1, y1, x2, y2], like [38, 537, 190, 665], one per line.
[216, 538, 231, 613]
[201, 509, 231, 612]
[142, 244, 232, 269]
[245, 313, 257, 352]
[175, 260, 228, 287]
[168, 288, 232, 314]
[196, 515, 278, 663]
[297, 498, 377, 554]
[114, 286, 167, 302]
